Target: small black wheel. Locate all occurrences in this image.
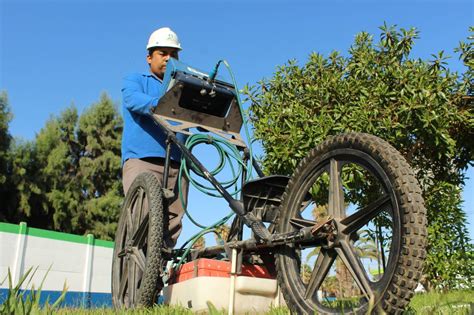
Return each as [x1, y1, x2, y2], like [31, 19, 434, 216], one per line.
[275, 133, 427, 314]
[112, 172, 165, 308]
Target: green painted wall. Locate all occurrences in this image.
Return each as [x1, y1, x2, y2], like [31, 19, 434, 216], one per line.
[0, 222, 114, 248]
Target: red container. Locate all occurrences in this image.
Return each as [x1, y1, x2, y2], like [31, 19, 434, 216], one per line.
[170, 258, 274, 284]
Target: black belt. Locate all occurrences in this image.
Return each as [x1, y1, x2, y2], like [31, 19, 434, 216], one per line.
[139, 157, 181, 168]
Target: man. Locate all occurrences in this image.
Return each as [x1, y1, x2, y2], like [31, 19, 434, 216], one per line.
[121, 27, 188, 248]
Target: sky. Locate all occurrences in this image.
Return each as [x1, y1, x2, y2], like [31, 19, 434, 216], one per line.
[1, 0, 473, 243]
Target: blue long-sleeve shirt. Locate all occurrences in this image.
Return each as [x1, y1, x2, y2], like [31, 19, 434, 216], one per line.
[121, 72, 185, 165]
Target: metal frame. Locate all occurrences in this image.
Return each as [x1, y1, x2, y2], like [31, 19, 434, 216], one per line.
[150, 112, 331, 250]
[148, 71, 338, 254]
[151, 113, 271, 241]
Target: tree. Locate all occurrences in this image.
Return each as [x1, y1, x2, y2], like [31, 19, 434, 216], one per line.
[0, 92, 12, 192]
[192, 236, 206, 250]
[246, 25, 474, 290]
[0, 93, 46, 225]
[35, 105, 84, 232]
[77, 94, 123, 239]
[3, 94, 123, 240]
[214, 224, 230, 244]
[3, 140, 45, 224]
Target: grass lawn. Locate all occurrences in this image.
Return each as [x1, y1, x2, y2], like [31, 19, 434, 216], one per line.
[53, 290, 474, 314]
[405, 290, 473, 314]
[2, 287, 472, 314]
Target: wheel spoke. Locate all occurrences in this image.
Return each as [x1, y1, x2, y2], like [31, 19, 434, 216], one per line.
[290, 217, 317, 229]
[117, 249, 127, 258]
[341, 195, 391, 235]
[132, 213, 149, 247]
[304, 248, 337, 299]
[126, 209, 134, 235]
[328, 159, 344, 218]
[377, 224, 387, 273]
[118, 259, 129, 302]
[336, 240, 374, 300]
[133, 188, 145, 232]
[128, 259, 137, 305]
[131, 247, 147, 271]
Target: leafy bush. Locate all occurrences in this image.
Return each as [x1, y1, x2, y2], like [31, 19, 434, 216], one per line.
[245, 24, 474, 290]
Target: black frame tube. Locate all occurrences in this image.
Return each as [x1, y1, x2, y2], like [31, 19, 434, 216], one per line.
[252, 157, 265, 178]
[162, 138, 172, 188]
[239, 152, 249, 241]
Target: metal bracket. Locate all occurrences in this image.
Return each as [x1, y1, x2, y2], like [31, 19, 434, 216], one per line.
[226, 244, 243, 275]
[152, 114, 247, 149]
[161, 188, 175, 200]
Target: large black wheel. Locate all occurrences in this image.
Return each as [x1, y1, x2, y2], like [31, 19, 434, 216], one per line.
[276, 133, 427, 314]
[112, 172, 165, 308]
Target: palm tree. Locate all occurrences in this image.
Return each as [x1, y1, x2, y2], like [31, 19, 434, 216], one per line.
[192, 236, 206, 250]
[214, 224, 230, 245]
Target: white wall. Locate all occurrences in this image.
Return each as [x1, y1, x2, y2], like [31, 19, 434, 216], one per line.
[0, 222, 113, 299]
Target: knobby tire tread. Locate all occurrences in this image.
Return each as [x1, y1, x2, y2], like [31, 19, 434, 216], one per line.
[275, 133, 427, 314]
[112, 172, 165, 308]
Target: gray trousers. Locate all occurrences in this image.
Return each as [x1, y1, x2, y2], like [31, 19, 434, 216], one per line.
[122, 158, 188, 248]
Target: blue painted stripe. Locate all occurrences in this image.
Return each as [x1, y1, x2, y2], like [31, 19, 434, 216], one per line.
[0, 288, 112, 308]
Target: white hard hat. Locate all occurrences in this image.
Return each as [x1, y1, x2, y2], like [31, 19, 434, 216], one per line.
[146, 27, 182, 50]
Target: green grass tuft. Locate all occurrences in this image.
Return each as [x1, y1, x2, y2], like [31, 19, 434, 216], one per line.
[0, 266, 67, 315]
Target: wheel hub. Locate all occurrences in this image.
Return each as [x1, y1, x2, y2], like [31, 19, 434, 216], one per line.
[311, 217, 346, 249]
[124, 240, 134, 256]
